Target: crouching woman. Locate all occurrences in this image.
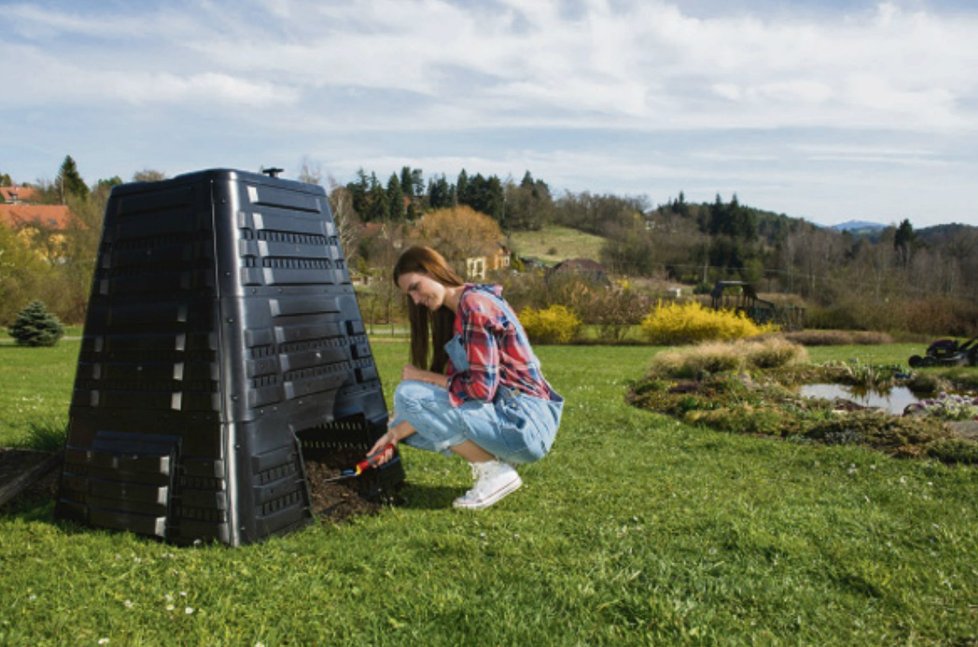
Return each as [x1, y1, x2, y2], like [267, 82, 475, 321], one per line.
[367, 245, 564, 510]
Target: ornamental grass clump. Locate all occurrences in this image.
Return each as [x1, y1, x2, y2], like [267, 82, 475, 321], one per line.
[650, 343, 744, 378]
[743, 336, 808, 369]
[640, 300, 777, 345]
[519, 304, 582, 344]
[648, 337, 806, 379]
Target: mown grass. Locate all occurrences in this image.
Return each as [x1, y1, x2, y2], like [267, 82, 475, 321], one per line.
[508, 224, 605, 265]
[1, 341, 977, 645]
[0, 341, 77, 447]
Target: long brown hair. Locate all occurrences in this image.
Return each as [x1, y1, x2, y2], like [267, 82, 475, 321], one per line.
[393, 246, 465, 372]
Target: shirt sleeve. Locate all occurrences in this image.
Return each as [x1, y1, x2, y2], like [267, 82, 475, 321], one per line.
[447, 296, 501, 406]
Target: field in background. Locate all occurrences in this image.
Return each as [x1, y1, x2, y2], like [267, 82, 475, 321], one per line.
[508, 225, 605, 265]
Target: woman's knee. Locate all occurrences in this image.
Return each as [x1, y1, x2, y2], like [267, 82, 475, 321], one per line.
[393, 381, 432, 413]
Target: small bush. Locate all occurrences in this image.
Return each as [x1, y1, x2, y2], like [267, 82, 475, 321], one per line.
[928, 438, 978, 465]
[8, 300, 64, 347]
[576, 284, 650, 343]
[640, 301, 777, 345]
[520, 304, 582, 344]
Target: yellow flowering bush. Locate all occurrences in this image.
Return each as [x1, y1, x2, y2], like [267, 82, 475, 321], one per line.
[520, 305, 582, 344]
[640, 301, 778, 345]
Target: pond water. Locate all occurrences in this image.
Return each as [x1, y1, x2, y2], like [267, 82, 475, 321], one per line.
[798, 383, 922, 415]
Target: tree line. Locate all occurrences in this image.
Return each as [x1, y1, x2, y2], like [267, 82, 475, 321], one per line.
[2, 156, 976, 335]
[332, 165, 977, 335]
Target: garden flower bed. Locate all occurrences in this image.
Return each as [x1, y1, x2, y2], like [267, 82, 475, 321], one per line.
[627, 339, 978, 465]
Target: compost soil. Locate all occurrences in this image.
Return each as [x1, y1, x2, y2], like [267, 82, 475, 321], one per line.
[303, 458, 383, 521]
[0, 447, 382, 521]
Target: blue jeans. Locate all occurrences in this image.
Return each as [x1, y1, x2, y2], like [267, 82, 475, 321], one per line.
[389, 380, 562, 464]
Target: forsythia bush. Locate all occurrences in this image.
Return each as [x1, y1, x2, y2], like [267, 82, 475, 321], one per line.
[640, 301, 777, 345]
[520, 305, 582, 344]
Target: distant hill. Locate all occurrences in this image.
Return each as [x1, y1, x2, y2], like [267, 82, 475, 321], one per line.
[830, 220, 886, 233]
[916, 222, 978, 246]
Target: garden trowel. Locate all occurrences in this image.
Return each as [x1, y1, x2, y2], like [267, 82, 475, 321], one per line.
[321, 443, 397, 483]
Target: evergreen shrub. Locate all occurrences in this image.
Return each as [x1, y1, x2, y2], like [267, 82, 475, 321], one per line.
[640, 301, 777, 345]
[8, 300, 64, 347]
[520, 304, 582, 344]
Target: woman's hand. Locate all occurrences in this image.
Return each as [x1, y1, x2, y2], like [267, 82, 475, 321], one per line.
[366, 427, 400, 466]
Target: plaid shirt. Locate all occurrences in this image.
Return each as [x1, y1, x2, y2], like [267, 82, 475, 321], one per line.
[446, 284, 553, 406]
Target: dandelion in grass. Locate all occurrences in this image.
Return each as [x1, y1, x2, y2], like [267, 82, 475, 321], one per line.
[185, 607, 195, 615]
[166, 604, 175, 612]
[123, 600, 133, 609]
[98, 639, 109, 645]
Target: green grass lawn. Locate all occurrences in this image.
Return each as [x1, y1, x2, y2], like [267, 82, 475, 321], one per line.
[508, 224, 606, 265]
[2, 340, 977, 645]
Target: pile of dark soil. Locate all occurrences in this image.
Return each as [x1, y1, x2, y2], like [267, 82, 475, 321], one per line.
[304, 458, 383, 522]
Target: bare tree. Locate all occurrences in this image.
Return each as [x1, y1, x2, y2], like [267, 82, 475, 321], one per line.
[132, 169, 166, 182]
[326, 178, 360, 265]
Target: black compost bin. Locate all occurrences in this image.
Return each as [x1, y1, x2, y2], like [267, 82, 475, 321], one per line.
[54, 168, 403, 546]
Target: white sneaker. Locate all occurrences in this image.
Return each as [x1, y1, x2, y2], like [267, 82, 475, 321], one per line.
[452, 461, 522, 510]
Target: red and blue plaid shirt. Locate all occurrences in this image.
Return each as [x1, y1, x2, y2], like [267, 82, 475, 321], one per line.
[446, 284, 553, 407]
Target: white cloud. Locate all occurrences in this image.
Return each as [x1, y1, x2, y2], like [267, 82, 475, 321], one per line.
[3, 0, 978, 226]
[5, 0, 977, 132]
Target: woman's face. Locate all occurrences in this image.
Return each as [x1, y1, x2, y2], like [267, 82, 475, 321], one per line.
[397, 271, 446, 311]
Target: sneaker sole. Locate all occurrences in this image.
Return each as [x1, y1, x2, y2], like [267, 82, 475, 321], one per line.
[452, 475, 523, 510]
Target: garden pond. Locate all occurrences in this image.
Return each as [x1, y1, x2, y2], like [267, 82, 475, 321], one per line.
[798, 383, 922, 415]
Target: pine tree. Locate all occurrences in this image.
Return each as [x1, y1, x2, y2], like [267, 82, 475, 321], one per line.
[57, 155, 89, 202]
[894, 218, 916, 268]
[8, 301, 65, 347]
[456, 169, 469, 206]
[386, 173, 405, 221]
[427, 175, 454, 209]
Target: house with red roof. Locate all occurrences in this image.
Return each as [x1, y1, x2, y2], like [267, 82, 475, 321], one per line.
[0, 184, 75, 264]
[0, 203, 73, 231]
[0, 185, 38, 204]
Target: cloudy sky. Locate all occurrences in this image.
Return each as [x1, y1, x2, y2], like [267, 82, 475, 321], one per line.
[2, 0, 977, 228]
